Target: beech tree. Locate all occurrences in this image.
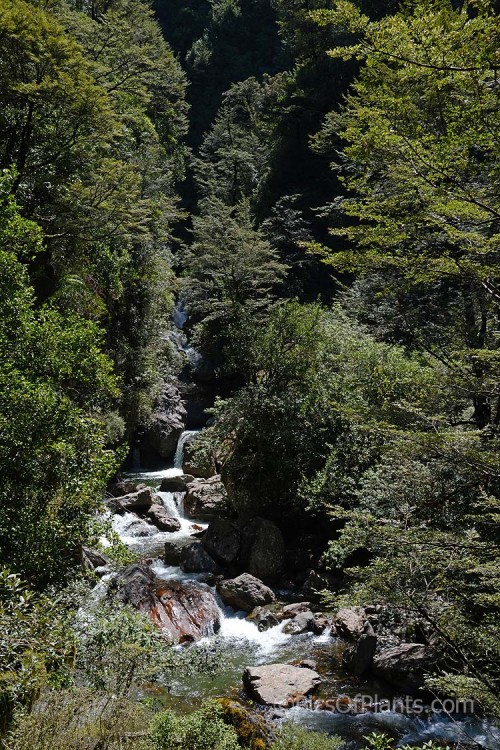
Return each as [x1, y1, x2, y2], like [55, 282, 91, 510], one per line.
[313, 0, 500, 429]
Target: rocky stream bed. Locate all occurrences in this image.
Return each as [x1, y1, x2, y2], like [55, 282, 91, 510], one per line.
[81, 431, 500, 750]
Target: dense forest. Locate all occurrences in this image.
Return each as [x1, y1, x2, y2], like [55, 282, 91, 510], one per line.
[0, 0, 499, 748]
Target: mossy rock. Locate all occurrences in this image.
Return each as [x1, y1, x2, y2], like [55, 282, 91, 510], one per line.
[218, 698, 273, 749]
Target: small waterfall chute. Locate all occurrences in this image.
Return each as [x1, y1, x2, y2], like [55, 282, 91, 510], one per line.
[174, 429, 199, 469]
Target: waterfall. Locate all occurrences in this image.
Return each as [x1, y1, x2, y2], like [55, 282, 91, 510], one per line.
[173, 430, 199, 469]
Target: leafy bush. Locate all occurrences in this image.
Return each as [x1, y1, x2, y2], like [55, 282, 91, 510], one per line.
[270, 724, 343, 750]
[150, 700, 240, 750]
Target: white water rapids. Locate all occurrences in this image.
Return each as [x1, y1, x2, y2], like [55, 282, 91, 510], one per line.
[106, 430, 500, 749]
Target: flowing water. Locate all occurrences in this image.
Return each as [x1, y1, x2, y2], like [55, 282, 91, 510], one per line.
[107, 432, 500, 749]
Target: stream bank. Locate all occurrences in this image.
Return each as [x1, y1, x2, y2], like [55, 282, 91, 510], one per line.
[89, 430, 500, 750]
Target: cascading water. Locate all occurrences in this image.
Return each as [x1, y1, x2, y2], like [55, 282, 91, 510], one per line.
[109, 430, 500, 749]
[174, 429, 199, 469]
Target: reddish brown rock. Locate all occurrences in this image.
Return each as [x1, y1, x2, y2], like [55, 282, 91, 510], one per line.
[113, 563, 220, 643]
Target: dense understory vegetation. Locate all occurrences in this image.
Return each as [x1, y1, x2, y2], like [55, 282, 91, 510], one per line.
[0, 0, 498, 745]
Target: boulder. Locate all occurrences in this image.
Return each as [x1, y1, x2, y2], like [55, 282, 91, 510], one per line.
[147, 504, 181, 532]
[281, 602, 312, 619]
[108, 479, 139, 498]
[118, 486, 154, 513]
[184, 476, 228, 520]
[202, 517, 241, 565]
[312, 613, 330, 634]
[164, 537, 195, 565]
[180, 541, 222, 575]
[217, 573, 276, 612]
[240, 518, 285, 581]
[159, 474, 195, 493]
[243, 664, 321, 707]
[247, 606, 280, 632]
[283, 610, 315, 635]
[82, 546, 110, 572]
[113, 563, 220, 643]
[123, 517, 157, 537]
[140, 384, 187, 462]
[347, 622, 377, 676]
[332, 607, 366, 640]
[372, 643, 432, 693]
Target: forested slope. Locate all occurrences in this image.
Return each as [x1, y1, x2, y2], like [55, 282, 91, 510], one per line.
[0, 0, 499, 747]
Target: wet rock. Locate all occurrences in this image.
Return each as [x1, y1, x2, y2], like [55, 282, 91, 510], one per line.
[164, 537, 195, 565]
[202, 517, 241, 565]
[347, 622, 377, 676]
[283, 610, 315, 635]
[218, 699, 274, 748]
[281, 602, 312, 619]
[82, 546, 110, 572]
[124, 517, 157, 537]
[113, 563, 220, 643]
[159, 474, 195, 492]
[240, 518, 285, 581]
[242, 664, 321, 707]
[217, 573, 275, 612]
[312, 613, 330, 634]
[181, 541, 222, 574]
[113, 563, 157, 611]
[295, 659, 317, 670]
[108, 479, 139, 498]
[184, 475, 228, 520]
[332, 607, 366, 640]
[153, 579, 221, 642]
[140, 384, 187, 463]
[146, 503, 181, 532]
[117, 486, 154, 513]
[247, 606, 280, 632]
[372, 643, 432, 693]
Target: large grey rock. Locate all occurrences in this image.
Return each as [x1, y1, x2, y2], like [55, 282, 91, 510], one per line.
[349, 623, 377, 676]
[332, 607, 366, 640]
[184, 476, 228, 520]
[159, 474, 195, 492]
[164, 537, 195, 565]
[202, 517, 241, 565]
[108, 479, 139, 498]
[82, 546, 110, 572]
[115, 486, 154, 513]
[372, 643, 431, 692]
[147, 504, 181, 532]
[240, 518, 285, 581]
[140, 384, 187, 462]
[281, 602, 312, 619]
[113, 563, 220, 643]
[247, 606, 280, 632]
[123, 517, 157, 537]
[181, 541, 222, 574]
[283, 610, 315, 635]
[217, 573, 275, 612]
[243, 664, 321, 706]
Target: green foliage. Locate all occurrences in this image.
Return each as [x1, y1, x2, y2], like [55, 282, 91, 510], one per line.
[196, 300, 443, 518]
[150, 700, 240, 750]
[6, 688, 151, 750]
[362, 733, 445, 750]
[313, 0, 500, 429]
[0, 176, 118, 586]
[270, 724, 343, 750]
[182, 197, 286, 373]
[0, 570, 76, 727]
